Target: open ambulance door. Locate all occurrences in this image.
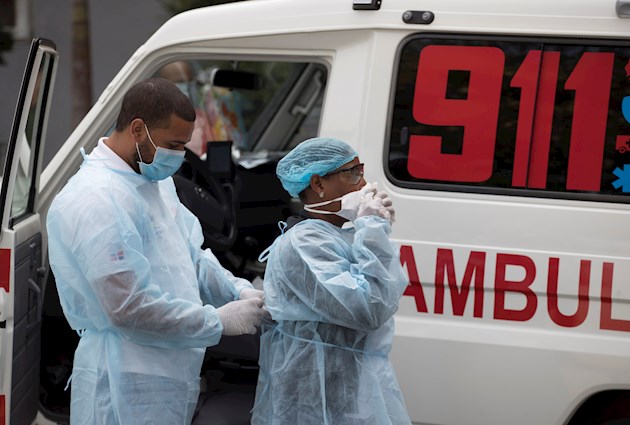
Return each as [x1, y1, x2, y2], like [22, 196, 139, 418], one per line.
[0, 38, 58, 425]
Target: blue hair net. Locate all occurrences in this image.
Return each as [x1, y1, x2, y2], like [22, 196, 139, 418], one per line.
[276, 137, 358, 197]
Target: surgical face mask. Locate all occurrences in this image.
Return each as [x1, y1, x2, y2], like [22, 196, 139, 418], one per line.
[303, 183, 372, 222]
[136, 124, 186, 181]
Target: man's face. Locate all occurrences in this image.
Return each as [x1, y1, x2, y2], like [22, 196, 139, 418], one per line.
[136, 115, 194, 164]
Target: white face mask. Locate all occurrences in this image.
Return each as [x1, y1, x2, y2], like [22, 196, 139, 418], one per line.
[303, 183, 373, 221]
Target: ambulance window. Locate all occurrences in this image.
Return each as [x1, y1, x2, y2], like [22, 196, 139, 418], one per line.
[387, 36, 630, 202]
[11, 54, 51, 219]
[155, 59, 326, 156]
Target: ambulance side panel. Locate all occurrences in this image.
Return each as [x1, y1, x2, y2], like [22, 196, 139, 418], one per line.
[33, 1, 630, 424]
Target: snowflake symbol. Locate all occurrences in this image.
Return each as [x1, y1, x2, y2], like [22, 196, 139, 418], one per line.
[612, 165, 630, 192]
[624, 97, 630, 124]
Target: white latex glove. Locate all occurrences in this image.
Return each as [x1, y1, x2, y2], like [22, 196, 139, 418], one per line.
[216, 298, 266, 336]
[336, 183, 377, 221]
[239, 288, 265, 302]
[356, 191, 391, 221]
[375, 190, 396, 223]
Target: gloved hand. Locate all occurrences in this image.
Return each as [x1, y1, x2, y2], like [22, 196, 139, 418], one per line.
[375, 190, 396, 223]
[216, 298, 267, 336]
[336, 183, 377, 221]
[239, 288, 264, 302]
[356, 191, 391, 222]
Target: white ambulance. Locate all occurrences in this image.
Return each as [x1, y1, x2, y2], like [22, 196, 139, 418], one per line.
[1, 0, 630, 424]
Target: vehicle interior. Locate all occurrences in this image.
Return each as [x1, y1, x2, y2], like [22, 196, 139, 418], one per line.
[37, 57, 328, 423]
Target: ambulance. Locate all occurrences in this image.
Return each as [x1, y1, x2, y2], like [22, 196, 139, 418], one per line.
[1, 0, 630, 423]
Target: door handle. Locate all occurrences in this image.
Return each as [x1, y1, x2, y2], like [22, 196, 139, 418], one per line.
[26, 274, 43, 332]
[0, 288, 6, 329]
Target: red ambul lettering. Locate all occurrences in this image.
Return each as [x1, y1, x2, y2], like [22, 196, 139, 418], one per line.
[434, 249, 485, 318]
[547, 258, 590, 327]
[494, 253, 537, 321]
[400, 245, 630, 333]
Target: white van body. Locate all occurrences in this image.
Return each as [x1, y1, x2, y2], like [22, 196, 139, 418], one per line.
[1, 1, 629, 424]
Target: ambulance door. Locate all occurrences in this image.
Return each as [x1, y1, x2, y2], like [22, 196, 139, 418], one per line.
[0, 38, 58, 425]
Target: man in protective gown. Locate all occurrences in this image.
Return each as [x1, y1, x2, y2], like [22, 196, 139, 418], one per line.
[47, 78, 267, 424]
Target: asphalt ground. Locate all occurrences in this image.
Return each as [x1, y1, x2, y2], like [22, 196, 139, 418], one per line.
[192, 362, 259, 425]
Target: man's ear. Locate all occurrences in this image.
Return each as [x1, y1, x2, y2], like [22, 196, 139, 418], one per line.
[129, 118, 145, 141]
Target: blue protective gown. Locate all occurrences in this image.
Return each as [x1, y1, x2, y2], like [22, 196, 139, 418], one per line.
[46, 139, 253, 425]
[252, 215, 411, 425]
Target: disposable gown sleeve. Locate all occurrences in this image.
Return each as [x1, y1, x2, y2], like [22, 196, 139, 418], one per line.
[51, 187, 224, 349]
[93, 272, 223, 349]
[180, 202, 254, 307]
[279, 215, 408, 331]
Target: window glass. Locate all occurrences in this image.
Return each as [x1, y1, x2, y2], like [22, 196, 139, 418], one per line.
[11, 54, 49, 218]
[155, 59, 325, 156]
[388, 36, 630, 201]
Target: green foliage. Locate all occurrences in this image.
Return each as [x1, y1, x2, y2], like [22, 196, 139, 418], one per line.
[161, 0, 247, 16]
[0, 23, 14, 65]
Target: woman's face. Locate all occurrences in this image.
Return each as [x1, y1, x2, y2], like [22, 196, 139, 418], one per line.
[321, 157, 367, 200]
[302, 157, 367, 225]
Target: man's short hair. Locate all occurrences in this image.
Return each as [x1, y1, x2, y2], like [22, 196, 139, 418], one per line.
[115, 77, 196, 132]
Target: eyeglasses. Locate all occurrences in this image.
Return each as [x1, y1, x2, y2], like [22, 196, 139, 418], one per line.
[325, 163, 365, 184]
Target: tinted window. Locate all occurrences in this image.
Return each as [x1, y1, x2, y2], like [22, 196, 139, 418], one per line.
[388, 36, 630, 202]
[155, 59, 325, 156]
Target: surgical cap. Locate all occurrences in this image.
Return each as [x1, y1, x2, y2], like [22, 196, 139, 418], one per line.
[276, 137, 358, 197]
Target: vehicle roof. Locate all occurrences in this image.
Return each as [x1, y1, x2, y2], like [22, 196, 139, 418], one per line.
[144, 0, 626, 51]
